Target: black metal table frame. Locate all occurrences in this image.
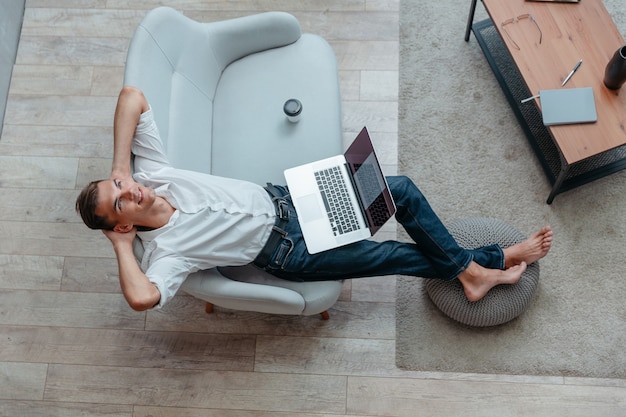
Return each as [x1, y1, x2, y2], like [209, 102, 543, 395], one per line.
[464, 0, 626, 204]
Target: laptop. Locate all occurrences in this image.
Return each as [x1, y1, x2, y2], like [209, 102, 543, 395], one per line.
[284, 127, 396, 254]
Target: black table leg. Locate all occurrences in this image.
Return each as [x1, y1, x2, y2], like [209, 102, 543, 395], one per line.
[547, 165, 569, 204]
[465, 0, 479, 41]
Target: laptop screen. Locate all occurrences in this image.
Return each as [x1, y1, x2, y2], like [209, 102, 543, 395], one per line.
[345, 127, 396, 234]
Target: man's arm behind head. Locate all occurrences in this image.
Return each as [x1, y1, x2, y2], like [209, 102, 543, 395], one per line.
[76, 86, 149, 231]
[111, 86, 150, 179]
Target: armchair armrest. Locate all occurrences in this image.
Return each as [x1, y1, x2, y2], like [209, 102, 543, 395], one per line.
[206, 11, 302, 68]
[180, 268, 306, 315]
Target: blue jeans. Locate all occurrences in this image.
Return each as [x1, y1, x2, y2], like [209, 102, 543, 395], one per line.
[263, 176, 504, 282]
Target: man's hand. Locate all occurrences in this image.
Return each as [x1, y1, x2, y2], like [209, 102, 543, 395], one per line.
[102, 226, 137, 249]
[103, 226, 160, 311]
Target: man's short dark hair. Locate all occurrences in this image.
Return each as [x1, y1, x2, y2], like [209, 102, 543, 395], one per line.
[75, 180, 114, 230]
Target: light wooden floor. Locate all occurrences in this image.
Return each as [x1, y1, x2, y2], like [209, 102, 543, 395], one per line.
[1, 1, 625, 416]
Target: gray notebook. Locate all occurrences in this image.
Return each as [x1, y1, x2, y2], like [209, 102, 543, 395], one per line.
[540, 87, 597, 126]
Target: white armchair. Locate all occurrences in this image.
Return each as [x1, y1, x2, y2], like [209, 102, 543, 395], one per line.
[124, 7, 345, 318]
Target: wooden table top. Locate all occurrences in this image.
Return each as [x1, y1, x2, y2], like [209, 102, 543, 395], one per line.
[481, 0, 626, 164]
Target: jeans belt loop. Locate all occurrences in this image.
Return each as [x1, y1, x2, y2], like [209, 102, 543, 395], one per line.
[276, 199, 289, 221]
[264, 183, 290, 221]
[272, 224, 287, 236]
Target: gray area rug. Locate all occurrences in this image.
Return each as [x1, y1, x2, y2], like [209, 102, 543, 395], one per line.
[396, 0, 626, 378]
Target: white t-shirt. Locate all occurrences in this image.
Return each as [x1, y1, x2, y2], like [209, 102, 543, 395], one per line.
[132, 108, 276, 308]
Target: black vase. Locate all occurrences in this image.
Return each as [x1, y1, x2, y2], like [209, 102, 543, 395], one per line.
[604, 45, 626, 90]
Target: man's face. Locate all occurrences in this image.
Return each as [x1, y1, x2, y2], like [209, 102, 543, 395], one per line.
[95, 177, 156, 232]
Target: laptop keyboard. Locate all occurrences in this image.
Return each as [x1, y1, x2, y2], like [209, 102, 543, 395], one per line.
[315, 167, 362, 236]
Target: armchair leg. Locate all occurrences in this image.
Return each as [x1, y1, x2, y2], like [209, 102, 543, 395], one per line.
[205, 302, 214, 314]
[320, 311, 330, 320]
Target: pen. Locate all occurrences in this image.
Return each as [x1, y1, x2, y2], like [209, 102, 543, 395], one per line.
[561, 59, 583, 87]
[521, 94, 539, 104]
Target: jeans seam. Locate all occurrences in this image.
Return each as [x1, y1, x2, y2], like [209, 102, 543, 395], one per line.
[404, 205, 472, 280]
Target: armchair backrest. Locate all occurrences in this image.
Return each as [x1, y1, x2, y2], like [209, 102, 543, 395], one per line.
[123, 7, 302, 173]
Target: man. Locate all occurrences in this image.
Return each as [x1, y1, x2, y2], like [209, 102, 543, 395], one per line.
[76, 86, 553, 311]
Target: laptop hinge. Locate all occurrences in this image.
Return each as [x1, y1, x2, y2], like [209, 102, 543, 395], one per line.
[344, 163, 371, 228]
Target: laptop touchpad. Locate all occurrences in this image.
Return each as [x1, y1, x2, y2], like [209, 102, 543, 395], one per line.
[296, 194, 324, 222]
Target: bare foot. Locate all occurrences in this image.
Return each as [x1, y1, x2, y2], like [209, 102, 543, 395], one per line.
[457, 261, 527, 302]
[503, 226, 553, 268]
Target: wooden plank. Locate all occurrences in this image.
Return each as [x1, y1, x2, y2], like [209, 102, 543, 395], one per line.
[0, 400, 132, 417]
[0, 189, 80, 223]
[0, 156, 78, 189]
[92, 66, 125, 96]
[26, 0, 106, 7]
[255, 335, 399, 376]
[0, 254, 63, 290]
[369, 130, 398, 165]
[347, 376, 626, 417]
[361, 70, 399, 101]
[0, 325, 255, 371]
[181, 11, 398, 41]
[342, 100, 398, 133]
[292, 11, 399, 41]
[0, 221, 112, 258]
[21, 8, 143, 38]
[344, 273, 397, 302]
[133, 407, 364, 417]
[332, 40, 399, 71]
[104, 0, 366, 12]
[0, 290, 144, 329]
[44, 364, 347, 414]
[368, 0, 400, 12]
[10, 64, 95, 96]
[62, 256, 122, 293]
[0, 362, 47, 400]
[77, 157, 113, 188]
[4, 95, 115, 127]
[0, 125, 112, 158]
[146, 298, 396, 339]
[15, 36, 129, 66]
[339, 70, 361, 101]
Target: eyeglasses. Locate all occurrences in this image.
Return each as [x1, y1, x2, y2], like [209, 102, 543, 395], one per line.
[501, 14, 542, 50]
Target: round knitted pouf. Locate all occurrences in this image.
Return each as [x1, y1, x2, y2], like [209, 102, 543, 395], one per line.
[424, 217, 540, 327]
